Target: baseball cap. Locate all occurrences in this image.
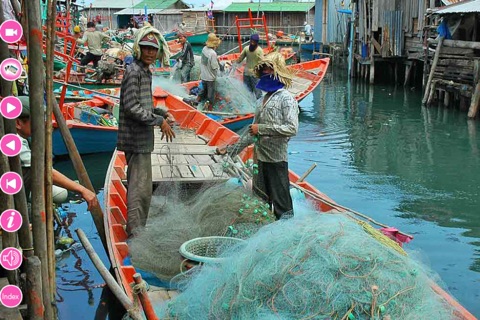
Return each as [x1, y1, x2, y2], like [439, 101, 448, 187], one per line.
[139, 33, 159, 49]
[18, 96, 30, 119]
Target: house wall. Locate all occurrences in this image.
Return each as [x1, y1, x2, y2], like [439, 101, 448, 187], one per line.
[82, 8, 123, 29]
[216, 11, 313, 37]
[152, 14, 183, 33]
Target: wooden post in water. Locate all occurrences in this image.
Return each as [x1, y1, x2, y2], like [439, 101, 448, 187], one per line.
[468, 81, 480, 119]
[422, 36, 444, 105]
[52, 98, 108, 251]
[25, 0, 54, 318]
[76, 229, 143, 320]
[45, 0, 58, 313]
[26, 256, 45, 320]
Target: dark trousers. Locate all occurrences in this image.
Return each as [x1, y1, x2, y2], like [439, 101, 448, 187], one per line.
[198, 80, 216, 105]
[81, 52, 102, 68]
[254, 160, 293, 219]
[243, 74, 261, 99]
[125, 152, 152, 237]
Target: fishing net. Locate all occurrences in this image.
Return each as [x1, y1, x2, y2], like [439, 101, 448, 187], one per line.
[129, 182, 275, 281]
[152, 75, 190, 99]
[155, 202, 455, 320]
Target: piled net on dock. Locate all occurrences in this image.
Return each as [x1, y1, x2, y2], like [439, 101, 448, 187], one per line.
[129, 183, 275, 280]
[157, 209, 454, 319]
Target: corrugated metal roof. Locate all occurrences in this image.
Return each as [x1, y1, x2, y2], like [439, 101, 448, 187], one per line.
[441, 0, 464, 5]
[225, 2, 315, 12]
[133, 0, 188, 10]
[436, 0, 480, 14]
[90, 0, 142, 9]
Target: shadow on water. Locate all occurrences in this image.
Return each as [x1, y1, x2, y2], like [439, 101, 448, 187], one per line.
[293, 66, 480, 316]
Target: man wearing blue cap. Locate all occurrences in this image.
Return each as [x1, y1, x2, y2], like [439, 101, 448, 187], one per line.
[235, 33, 264, 99]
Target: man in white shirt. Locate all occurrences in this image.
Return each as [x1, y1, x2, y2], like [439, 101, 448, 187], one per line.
[304, 21, 312, 42]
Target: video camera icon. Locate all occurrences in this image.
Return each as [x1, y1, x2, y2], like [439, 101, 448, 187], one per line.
[0, 20, 23, 43]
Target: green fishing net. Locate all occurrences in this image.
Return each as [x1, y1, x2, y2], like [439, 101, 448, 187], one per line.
[129, 182, 275, 280]
[155, 204, 455, 319]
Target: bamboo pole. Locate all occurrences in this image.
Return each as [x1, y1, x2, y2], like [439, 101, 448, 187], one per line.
[45, 0, 58, 314]
[297, 163, 317, 183]
[25, 0, 54, 318]
[422, 36, 444, 105]
[52, 80, 120, 99]
[75, 229, 143, 320]
[26, 256, 45, 320]
[52, 97, 108, 251]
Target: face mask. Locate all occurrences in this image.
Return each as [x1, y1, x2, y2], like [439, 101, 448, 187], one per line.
[255, 74, 285, 93]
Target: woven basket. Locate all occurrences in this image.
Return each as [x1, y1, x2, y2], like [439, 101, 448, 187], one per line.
[179, 236, 246, 264]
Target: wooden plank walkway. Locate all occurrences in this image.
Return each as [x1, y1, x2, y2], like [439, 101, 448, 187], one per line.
[149, 129, 230, 183]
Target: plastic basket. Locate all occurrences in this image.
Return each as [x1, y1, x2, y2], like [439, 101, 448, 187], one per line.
[179, 236, 246, 264]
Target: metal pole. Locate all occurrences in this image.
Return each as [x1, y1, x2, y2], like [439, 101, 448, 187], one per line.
[25, 0, 55, 318]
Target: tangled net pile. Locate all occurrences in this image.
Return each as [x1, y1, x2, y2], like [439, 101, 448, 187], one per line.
[129, 183, 275, 280]
[203, 76, 257, 114]
[157, 211, 454, 319]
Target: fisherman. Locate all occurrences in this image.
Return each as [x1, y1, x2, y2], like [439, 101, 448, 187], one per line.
[117, 26, 176, 237]
[198, 33, 222, 108]
[218, 53, 298, 220]
[76, 21, 111, 69]
[234, 33, 264, 99]
[15, 96, 99, 210]
[176, 33, 194, 83]
[304, 21, 312, 42]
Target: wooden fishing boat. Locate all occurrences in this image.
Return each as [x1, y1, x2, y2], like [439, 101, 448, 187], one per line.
[218, 46, 297, 65]
[103, 88, 477, 320]
[52, 96, 118, 156]
[182, 57, 330, 131]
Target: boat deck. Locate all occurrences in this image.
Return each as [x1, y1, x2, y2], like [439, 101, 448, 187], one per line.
[124, 129, 229, 184]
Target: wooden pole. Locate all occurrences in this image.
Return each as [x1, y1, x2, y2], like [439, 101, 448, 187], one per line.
[25, 0, 54, 318]
[52, 98, 108, 251]
[26, 256, 45, 320]
[75, 229, 143, 320]
[297, 163, 317, 183]
[133, 274, 159, 320]
[427, 38, 480, 50]
[45, 0, 58, 314]
[467, 81, 480, 119]
[422, 36, 444, 105]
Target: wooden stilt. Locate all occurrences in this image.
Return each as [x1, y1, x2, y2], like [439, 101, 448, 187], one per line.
[26, 256, 44, 320]
[370, 56, 375, 84]
[467, 81, 480, 118]
[25, 1, 54, 318]
[404, 62, 413, 86]
[444, 91, 450, 108]
[422, 37, 444, 105]
[427, 80, 437, 106]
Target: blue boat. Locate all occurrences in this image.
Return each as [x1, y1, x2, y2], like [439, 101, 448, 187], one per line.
[301, 42, 321, 51]
[52, 124, 118, 156]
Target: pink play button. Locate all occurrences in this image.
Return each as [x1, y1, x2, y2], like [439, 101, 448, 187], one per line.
[0, 172, 22, 195]
[0, 134, 21, 157]
[0, 96, 22, 119]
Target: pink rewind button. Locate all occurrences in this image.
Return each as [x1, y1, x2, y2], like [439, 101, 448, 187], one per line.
[0, 172, 22, 195]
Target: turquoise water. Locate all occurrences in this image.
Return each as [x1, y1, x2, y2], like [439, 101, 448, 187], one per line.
[54, 66, 480, 317]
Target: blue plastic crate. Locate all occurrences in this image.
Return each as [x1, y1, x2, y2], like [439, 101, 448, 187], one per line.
[80, 110, 102, 125]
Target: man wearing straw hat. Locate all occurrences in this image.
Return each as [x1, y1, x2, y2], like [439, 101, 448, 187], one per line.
[117, 26, 176, 237]
[219, 53, 299, 219]
[235, 33, 264, 99]
[198, 33, 221, 108]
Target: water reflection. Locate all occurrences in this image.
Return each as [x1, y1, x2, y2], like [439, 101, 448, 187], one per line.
[294, 68, 480, 315]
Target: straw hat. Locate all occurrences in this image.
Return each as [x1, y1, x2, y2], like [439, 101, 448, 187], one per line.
[205, 33, 221, 48]
[253, 52, 296, 88]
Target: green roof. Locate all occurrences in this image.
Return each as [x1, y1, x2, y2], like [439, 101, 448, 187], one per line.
[133, 0, 183, 10]
[225, 2, 315, 12]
